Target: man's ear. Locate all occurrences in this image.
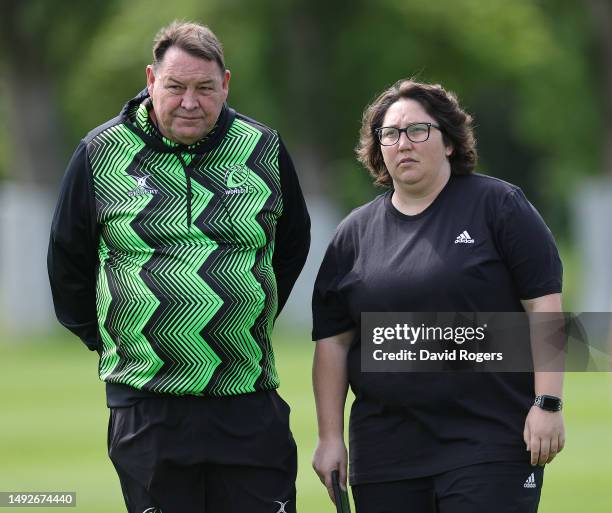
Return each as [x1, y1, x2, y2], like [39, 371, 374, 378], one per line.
[222, 69, 231, 99]
[146, 65, 156, 96]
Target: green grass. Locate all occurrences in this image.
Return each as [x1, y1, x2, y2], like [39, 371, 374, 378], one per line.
[1, 333, 611, 512]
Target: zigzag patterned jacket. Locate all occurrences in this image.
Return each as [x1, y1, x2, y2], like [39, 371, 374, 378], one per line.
[48, 90, 310, 401]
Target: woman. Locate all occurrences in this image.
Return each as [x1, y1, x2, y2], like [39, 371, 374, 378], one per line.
[311, 79, 565, 513]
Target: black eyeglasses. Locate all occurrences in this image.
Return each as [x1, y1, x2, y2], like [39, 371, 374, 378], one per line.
[375, 122, 442, 146]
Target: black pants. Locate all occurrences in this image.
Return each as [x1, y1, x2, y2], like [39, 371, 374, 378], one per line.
[352, 462, 544, 513]
[107, 390, 297, 513]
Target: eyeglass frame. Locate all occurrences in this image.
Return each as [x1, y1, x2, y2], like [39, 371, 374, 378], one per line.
[374, 122, 443, 146]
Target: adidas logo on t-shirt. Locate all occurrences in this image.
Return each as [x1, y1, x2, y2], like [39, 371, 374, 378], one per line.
[523, 473, 537, 489]
[454, 230, 475, 244]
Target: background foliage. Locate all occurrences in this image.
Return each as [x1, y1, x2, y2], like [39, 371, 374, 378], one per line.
[1, 0, 609, 232]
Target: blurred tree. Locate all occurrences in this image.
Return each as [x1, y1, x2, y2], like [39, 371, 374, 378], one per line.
[585, 0, 612, 175]
[0, 0, 118, 184]
[330, 0, 601, 228]
[262, 0, 365, 195]
[0, 85, 9, 180]
[0, 0, 120, 334]
[294, 0, 600, 234]
[3, 0, 601, 230]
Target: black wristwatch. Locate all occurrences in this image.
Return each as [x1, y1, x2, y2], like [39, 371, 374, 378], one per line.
[534, 395, 563, 412]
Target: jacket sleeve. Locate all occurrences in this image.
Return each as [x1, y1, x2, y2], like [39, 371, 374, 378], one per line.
[47, 140, 100, 350]
[273, 137, 311, 315]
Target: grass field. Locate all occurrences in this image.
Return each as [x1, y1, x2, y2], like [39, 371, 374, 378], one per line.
[1, 331, 611, 512]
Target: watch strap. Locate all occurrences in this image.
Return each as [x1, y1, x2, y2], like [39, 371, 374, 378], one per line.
[534, 395, 563, 412]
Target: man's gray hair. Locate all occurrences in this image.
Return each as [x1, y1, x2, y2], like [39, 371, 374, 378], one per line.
[152, 20, 225, 72]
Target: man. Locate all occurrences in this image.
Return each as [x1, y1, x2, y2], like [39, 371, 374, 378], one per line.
[48, 20, 310, 513]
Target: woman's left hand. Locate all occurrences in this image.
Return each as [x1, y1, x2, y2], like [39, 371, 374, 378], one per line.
[523, 406, 565, 466]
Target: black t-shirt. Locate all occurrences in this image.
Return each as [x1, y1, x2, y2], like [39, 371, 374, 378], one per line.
[312, 173, 562, 485]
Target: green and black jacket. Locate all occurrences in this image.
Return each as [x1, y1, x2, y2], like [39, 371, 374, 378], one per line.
[48, 89, 310, 402]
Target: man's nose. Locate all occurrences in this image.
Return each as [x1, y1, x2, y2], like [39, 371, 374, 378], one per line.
[181, 90, 198, 110]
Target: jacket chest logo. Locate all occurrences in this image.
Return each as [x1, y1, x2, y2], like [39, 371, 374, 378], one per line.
[224, 164, 253, 195]
[127, 174, 159, 196]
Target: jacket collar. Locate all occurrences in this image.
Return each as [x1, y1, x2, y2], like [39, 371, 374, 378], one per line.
[120, 88, 235, 154]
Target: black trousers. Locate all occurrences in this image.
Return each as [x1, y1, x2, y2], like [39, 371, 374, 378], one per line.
[107, 390, 297, 513]
[352, 461, 544, 513]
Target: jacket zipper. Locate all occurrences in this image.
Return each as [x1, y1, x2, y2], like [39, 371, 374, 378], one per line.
[175, 152, 192, 230]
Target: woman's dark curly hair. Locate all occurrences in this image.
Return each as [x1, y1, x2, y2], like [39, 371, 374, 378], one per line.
[356, 79, 477, 186]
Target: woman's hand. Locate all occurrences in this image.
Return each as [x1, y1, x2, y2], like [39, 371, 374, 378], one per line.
[312, 436, 348, 504]
[523, 405, 565, 466]
[521, 294, 565, 466]
[312, 331, 353, 504]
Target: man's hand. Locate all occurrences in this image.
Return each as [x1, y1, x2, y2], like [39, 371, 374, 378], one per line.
[312, 436, 348, 504]
[523, 405, 565, 466]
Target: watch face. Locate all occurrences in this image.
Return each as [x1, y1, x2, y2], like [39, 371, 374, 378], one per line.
[539, 395, 562, 411]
